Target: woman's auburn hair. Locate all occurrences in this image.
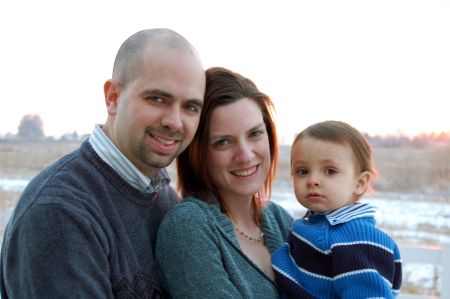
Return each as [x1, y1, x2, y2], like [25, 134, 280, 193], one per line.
[176, 67, 279, 222]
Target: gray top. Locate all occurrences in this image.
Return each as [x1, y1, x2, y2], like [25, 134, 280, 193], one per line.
[0, 140, 179, 298]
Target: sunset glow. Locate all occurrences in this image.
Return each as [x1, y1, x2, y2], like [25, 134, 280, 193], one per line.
[1, 0, 449, 143]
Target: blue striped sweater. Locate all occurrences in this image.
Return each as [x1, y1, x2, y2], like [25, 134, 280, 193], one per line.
[272, 203, 402, 298]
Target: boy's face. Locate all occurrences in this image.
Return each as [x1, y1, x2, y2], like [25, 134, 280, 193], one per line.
[290, 136, 369, 213]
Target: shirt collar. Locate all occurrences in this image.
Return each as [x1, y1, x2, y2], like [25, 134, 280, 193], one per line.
[305, 203, 377, 226]
[88, 124, 171, 193]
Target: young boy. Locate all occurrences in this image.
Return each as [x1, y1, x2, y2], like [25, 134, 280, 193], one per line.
[272, 120, 402, 298]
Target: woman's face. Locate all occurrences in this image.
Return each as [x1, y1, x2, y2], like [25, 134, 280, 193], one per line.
[206, 98, 271, 202]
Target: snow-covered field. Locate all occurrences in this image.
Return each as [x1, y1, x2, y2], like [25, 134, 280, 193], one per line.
[0, 178, 29, 192]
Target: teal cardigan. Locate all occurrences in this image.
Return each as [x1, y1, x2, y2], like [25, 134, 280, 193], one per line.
[155, 196, 293, 298]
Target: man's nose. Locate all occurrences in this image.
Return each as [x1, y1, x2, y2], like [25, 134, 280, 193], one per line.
[161, 106, 182, 131]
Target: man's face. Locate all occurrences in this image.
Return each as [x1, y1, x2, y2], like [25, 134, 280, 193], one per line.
[106, 45, 205, 178]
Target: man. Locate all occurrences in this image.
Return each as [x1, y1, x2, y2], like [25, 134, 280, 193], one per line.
[0, 28, 205, 298]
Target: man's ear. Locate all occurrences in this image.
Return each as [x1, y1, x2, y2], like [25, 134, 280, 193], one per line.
[104, 80, 121, 116]
[354, 171, 371, 196]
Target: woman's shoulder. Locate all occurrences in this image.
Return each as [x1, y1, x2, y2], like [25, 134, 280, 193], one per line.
[160, 196, 213, 224]
[265, 201, 293, 219]
[263, 201, 294, 230]
[165, 195, 202, 213]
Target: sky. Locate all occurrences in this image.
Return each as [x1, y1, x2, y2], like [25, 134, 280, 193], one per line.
[1, 0, 449, 143]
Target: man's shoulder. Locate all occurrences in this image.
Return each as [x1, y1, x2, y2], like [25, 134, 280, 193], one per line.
[8, 144, 106, 224]
[23, 146, 97, 197]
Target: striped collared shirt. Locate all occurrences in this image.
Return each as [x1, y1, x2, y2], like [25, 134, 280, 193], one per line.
[88, 124, 170, 193]
[306, 203, 377, 226]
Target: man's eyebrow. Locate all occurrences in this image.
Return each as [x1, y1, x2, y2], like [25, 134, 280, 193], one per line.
[141, 89, 203, 108]
[140, 89, 173, 99]
[187, 98, 204, 108]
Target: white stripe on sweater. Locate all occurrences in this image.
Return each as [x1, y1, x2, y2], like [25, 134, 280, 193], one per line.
[325, 203, 377, 225]
[331, 240, 394, 255]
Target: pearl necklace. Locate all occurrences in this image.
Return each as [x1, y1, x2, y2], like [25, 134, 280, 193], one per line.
[234, 226, 264, 242]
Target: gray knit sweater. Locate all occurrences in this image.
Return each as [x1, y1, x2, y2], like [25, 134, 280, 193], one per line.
[0, 140, 178, 298]
[155, 196, 293, 299]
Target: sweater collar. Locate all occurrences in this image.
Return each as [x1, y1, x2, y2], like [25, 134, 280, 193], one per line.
[185, 196, 283, 252]
[183, 196, 282, 284]
[89, 124, 170, 193]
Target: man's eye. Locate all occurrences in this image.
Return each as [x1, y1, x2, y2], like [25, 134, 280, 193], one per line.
[147, 96, 164, 103]
[185, 103, 200, 113]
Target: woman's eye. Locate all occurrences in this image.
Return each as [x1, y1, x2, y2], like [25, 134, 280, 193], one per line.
[214, 139, 229, 147]
[249, 129, 265, 139]
[250, 130, 262, 137]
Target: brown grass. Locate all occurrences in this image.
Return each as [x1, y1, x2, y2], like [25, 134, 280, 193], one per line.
[0, 141, 82, 209]
[374, 145, 450, 201]
[0, 140, 81, 179]
[2, 140, 449, 205]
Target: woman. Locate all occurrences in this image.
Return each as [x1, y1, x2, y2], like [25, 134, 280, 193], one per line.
[155, 67, 293, 298]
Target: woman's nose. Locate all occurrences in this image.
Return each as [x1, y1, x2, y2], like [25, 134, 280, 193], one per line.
[234, 141, 255, 163]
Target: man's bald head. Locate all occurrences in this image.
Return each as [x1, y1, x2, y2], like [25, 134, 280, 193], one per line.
[112, 28, 201, 87]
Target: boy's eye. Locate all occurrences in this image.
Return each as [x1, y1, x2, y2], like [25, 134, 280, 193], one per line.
[324, 168, 338, 175]
[294, 168, 308, 176]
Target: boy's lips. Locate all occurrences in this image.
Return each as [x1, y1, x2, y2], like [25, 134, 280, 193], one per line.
[306, 193, 323, 200]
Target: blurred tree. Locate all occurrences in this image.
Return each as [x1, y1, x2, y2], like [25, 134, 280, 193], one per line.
[17, 114, 45, 139]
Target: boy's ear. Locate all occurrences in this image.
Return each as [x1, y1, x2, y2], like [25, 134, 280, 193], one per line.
[104, 80, 121, 116]
[354, 171, 371, 196]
